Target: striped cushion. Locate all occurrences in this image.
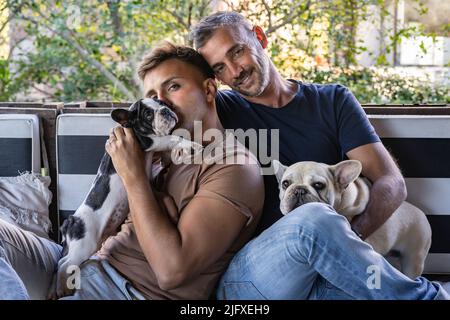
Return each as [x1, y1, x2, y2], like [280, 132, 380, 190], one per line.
[0, 114, 41, 177]
[369, 115, 450, 274]
[55, 113, 450, 273]
[56, 114, 115, 228]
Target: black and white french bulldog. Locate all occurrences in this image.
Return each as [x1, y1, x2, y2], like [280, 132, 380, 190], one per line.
[52, 98, 202, 298]
[273, 159, 432, 279]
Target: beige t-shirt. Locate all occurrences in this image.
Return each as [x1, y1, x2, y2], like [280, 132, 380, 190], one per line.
[97, 135, 264, 299]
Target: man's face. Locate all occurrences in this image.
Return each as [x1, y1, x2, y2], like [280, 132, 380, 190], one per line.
[198, 27, 270, 97]
[143, 59, 210, 134]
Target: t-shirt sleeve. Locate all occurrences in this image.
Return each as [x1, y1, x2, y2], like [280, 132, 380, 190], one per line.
[195, 162, 264, 227]
[335, 85, 381, 154]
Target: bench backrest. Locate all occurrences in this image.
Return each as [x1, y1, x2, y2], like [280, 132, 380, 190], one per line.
[0, 114, 41, 177]
[54, 113, 450, 274]
[369, 115, 450, 274]
[56, 114, 115, 239]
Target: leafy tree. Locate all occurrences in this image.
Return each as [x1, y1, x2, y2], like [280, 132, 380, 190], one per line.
[0, 0, 446, 103]
[1, 0, 213, 101]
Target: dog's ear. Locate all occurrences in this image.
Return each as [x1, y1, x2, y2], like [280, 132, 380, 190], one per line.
[111, 108, 131, 127]
[330, 160, 362, 190]
[272, 159, 288, 183]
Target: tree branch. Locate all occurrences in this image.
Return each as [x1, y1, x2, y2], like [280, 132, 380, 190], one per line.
[0, 14, 13, 35]
[266, 0, 311, 35]
[18, 8, 137, 100]
[31, 84, 58, 100]
[163, 8, 189, 31]
[261, 0, 273, 31]
[198, 0, 212, 20]
[7, 36, 27, 60]
[107, 0, 125, 38]
[222, 0, 237, 11]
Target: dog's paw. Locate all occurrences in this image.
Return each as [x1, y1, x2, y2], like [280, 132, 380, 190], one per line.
[60, 215, 86, 242]
[171, 139, 203, 164]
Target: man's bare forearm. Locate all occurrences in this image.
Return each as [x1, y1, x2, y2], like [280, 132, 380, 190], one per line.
[351, 175, 407, 239]
[123, 175, 185, 288]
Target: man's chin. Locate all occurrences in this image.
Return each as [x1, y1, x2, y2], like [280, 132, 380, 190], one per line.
[233, 78, 267, 97]
[233, 85, 263, 97]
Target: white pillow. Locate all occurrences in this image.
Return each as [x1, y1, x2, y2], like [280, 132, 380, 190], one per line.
[0, 172, 52, 238]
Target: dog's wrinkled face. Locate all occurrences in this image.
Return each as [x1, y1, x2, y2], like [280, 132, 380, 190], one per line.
[111, 98, 178, 150]
[273, 160, 362, 215]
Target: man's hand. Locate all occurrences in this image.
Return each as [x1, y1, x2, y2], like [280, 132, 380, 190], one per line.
[105, 126, 146, 184]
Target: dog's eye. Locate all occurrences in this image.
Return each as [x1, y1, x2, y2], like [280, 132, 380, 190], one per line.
[282, 180, 290, 190]
[312, 182, 325, 190]
[143, 109, 153, 119]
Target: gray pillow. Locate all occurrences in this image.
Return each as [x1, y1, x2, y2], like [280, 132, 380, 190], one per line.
[0, 172, 52, 238]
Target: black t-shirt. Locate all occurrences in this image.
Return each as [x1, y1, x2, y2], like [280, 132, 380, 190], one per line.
[216, 81, 381, 236]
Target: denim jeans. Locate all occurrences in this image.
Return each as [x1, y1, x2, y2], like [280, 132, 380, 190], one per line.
[216, 203, 449, 300]
[0, 219, 61, 300]
[0, 219, 144, 300]
[59, 258, 146, 300]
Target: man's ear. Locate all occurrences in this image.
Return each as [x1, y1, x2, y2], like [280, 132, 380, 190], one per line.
[272, 159, 287, 183]
[253, 26, 268, 49]
[330, 160, 362, 190]
[111, 108, 131, 127]
[204, 78, 217, 104]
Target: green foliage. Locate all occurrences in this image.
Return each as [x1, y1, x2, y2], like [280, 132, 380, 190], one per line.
[3, 0, 213, 101]
[298, 66, 449, 104]
[0, 59, 24, 100]
[0, 0, 448, 104]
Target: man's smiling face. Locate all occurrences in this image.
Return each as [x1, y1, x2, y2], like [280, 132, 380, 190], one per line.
[198, 26, 270, 97]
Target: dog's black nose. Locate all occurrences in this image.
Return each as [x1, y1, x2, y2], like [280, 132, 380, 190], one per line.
[160, 108, 172, 118]
[294, 186, 308, 197]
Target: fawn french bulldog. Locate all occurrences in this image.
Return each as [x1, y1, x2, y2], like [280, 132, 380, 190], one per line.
[273, 159, 432, 279]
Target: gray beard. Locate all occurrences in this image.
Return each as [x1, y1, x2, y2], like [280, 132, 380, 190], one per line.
[236, 53, 270, 97]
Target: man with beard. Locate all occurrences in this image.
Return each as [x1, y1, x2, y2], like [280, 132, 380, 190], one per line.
[190, 11, 450, 300]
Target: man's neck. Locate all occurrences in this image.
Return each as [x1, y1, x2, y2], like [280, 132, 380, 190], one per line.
[199, 105, 224, 146]
[241, 64, 298, 108]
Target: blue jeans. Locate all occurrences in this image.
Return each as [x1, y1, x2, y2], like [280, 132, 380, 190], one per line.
[216, 203, 449, 300]
[0, 219, 144, 300]
[59, 258, 146, 300]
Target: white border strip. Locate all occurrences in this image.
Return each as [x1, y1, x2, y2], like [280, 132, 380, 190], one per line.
[57, 174, 96, 211]
[368, 115, 450, 138]
[424, 253, 450, 274]
[57, 114, 116, 136]
[405, 178, 450, 215]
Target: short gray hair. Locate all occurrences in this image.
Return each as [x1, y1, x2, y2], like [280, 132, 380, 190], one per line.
[190, 11, 253, 49]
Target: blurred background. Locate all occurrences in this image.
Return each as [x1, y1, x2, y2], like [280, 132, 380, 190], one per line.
[0, 0, 448, 104]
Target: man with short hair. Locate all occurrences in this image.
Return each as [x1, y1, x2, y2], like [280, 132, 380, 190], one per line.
[0, 42, 264, 300]
[190, 11, 450, 300]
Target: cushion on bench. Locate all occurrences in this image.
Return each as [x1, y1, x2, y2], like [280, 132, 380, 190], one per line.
[55, 112, 450, 274]
[369, 115, 450, 274]
[0, 114, 52, 237]
[56, 114, 116, 240]
[0, 114, 41, 177]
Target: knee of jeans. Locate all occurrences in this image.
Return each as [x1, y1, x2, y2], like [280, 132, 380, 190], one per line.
[283, 202, 344, 233]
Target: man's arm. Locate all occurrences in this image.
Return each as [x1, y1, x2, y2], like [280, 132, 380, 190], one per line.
[106, 126, 262, 290]
[125, 176, 251, 290]
[347, 142, 407, 239]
